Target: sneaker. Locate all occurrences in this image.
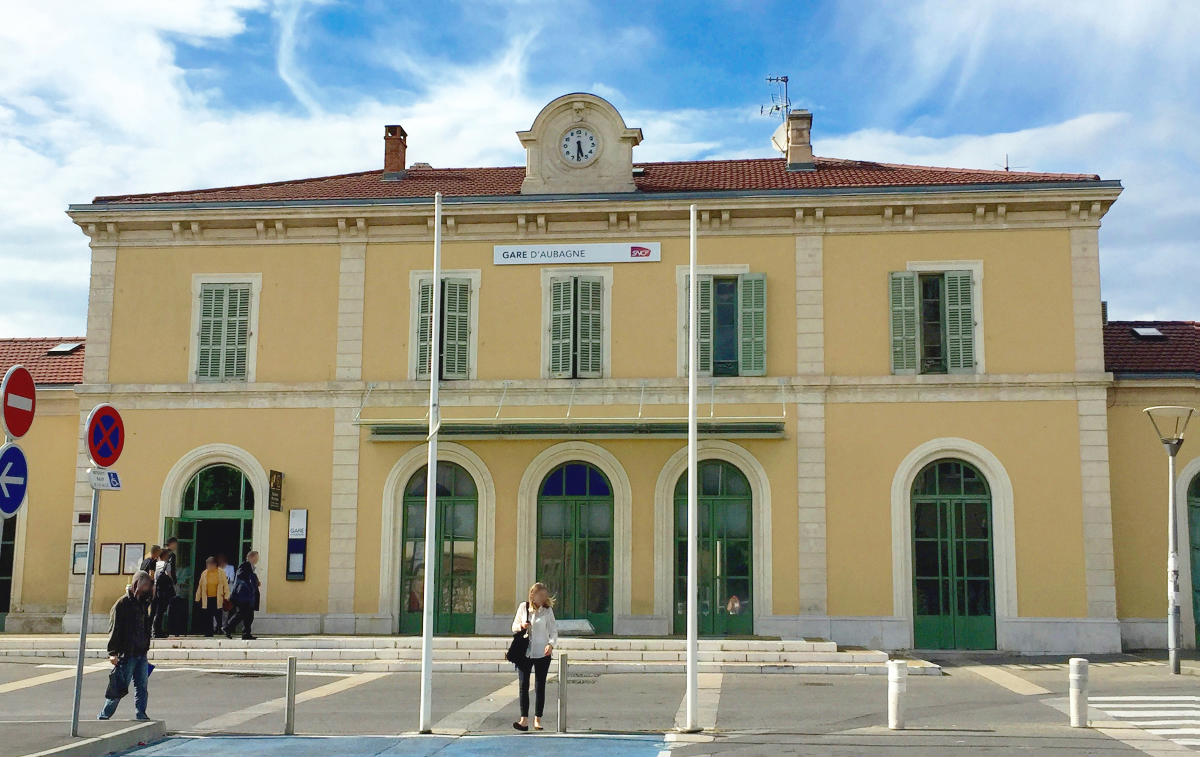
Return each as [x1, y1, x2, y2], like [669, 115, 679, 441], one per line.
[136, 713, 151, 721]
[224, 630, 233, 639]
[97, 714, 110, 721]
[241, 635, 257, 640]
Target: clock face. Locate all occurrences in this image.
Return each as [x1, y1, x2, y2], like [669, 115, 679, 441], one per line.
[560, 127, 599, 166]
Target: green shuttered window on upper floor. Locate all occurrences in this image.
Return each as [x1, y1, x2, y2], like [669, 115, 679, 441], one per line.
[197, 282, 251, 381]
[684, 273, 767, 377]
[549, 275, 604, 379]
[889, 270, 975, 375]
[417, 277, 473, 380]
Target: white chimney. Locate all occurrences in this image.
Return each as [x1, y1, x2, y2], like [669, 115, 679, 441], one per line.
[786, 109, 815, 172]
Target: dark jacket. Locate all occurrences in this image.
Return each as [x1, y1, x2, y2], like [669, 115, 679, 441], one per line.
[231, 561, 260, 609]
[107, 588, 152, 658]
[155, 552, 176, 598]
[138, 557, 156, 575]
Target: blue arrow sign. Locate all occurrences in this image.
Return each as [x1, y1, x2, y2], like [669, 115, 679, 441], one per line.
[0, 443, 28, 517]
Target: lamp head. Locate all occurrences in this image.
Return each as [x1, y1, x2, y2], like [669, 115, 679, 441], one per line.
[1144, 406, 1197, 449]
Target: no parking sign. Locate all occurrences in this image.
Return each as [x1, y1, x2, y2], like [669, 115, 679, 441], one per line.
[85, 404, 124, 468]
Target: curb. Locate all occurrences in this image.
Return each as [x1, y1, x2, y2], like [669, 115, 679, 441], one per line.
[21, 721, 164, 757]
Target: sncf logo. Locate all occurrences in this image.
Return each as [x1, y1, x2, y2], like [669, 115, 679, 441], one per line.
[630, 246, 652, 257]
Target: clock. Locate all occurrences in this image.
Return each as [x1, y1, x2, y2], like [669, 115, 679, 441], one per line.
[560, 127, 599, 166]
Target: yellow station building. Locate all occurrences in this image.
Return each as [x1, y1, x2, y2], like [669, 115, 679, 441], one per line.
[4, 93, 1196, 654]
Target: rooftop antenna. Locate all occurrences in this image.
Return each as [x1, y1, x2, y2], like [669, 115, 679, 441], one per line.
[762, 75, 791, 155]
[760, 75, 791, 122]
[994, 153, 1027, 172]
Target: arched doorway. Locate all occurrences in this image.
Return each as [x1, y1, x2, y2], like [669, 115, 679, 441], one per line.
[399, 463, 478, 635]
[912, 458, 995, 649]
[165, 464, 255, 634]
[673, 460, 753, 636]
[537, 462, 613, 633]
[1188, 474, 1200, 647]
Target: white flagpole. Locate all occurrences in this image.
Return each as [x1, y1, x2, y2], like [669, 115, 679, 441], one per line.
[418, 191, 443, 733]
[684, 203, 700, 732]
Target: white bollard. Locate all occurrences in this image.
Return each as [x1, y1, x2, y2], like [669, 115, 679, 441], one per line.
[1069, 657, 1088, 728]
[557, 653, 568, 734]
[887, 659, 907, 730]
[284, 656, 297, 735]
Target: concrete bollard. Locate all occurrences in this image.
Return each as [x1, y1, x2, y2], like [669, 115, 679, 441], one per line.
[887, 659, 907, 730]
[1069, 657, 1088, 728]
[557, 653, 568, 733]
[284, 656, 297, 735]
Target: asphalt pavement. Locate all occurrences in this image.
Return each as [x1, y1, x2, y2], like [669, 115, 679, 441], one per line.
[0, 653, 1192, 756]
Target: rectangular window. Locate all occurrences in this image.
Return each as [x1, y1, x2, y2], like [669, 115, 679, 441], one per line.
[684, 272, 767, 377]
[417, 278, 473, 380]
[197, 282, 251, 381]
[890, 270, 975, 375]
[549, 275, 604, 378]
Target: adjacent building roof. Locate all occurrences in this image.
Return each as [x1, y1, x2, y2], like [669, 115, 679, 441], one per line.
[90, 157, 1103, 205]
[0, 338, 86, 386]
[1104, 321, 1200, 376]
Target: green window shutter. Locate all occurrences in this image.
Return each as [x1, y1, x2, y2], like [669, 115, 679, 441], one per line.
[576, 276, 604, 378]
[737, 273, 767, 376]
[944, 270, 975, 374]
[442, 278, 471, 380]
[549, 276, 575, 378]
[684, 275, 714, 376]
[227, 285, 251, 379]
[416, 279, 433, 380]
[889, 272, 918, 375]
[197, 285, 220, 380]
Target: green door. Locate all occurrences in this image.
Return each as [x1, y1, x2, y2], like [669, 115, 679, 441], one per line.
[674, 461, 754, 636]
[1187, 475, 1200, 646]
[0, 516, 17, 631]
[400, 463, 478, 635]
[912, 459, 996, 650]
[537, 463, 613, 634]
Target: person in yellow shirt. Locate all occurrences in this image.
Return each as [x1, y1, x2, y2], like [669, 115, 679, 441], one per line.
[193, 556, 229, 637]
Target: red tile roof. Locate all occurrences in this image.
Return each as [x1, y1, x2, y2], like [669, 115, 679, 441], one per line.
[0, 338, 86, 386]
[91, 157, 1102, 205]
[1104, 322, 1200, 375]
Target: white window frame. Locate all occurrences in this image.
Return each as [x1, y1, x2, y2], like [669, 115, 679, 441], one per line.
[905, 259, 985, 375]
[539, 266, 613, 379]
[675, 263, 749, 378]
[189, 273, 262, 384]
[408, 269, 482, 380]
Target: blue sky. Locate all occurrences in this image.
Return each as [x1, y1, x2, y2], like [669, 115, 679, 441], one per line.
[1, 0, 1198, 336]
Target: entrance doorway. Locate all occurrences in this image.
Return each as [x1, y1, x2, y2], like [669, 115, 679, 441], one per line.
[164, 464, 255, 634]
[673, 460, 753, 636]
[536, 462, 613, 634]
[0, 517, 15, 631]
[911, 458, 996, 650]
[1188, 474, 1200, 646]
[399, 463, 478, 635]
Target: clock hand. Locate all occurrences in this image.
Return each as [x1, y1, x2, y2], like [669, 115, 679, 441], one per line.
[576, 140, 583, 160]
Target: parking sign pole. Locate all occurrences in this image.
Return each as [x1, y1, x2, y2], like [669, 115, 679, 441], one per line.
[69, 487, 100, 737]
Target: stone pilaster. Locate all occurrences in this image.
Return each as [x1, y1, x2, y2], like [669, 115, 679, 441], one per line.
[1070, 227, 1104, 374]
[795, 235, 824, 375]
[796, 399, 827, 615]
[1078, 387, 1118, 619]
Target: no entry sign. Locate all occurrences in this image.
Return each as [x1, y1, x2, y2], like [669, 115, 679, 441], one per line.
[85, 404, 124, 468]
[1, 365, 36, 439]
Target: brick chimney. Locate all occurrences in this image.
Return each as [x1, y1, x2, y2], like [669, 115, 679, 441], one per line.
[383, 124, 407, 178]
[785, 109, 815, 172]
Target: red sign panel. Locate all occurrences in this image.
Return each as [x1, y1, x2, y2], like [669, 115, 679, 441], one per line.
[86, 404, 124, 468]
[1, 365, 36, 439]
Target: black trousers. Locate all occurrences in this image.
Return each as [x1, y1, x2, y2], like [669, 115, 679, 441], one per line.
[200, 597, 221, 636]
[152, 594, 173, 637]
[225, 601, 255, 637]
[516, 654, 552, 718]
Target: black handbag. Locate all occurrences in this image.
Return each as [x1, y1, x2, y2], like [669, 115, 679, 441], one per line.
[105, 660, 129, 700]
[505, 603, 532, 664]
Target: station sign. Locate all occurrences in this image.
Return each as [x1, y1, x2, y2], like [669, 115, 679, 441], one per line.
[494, 241, 660, 265]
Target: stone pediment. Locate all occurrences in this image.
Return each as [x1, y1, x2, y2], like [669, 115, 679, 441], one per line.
[518, 93, 643, 195]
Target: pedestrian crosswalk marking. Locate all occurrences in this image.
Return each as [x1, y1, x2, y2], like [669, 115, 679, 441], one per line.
[1091, 694, 1200, 754]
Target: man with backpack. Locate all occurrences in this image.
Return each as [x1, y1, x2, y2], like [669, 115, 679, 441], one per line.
[98, 571, 154, 721]
[224, 550, 260, 640]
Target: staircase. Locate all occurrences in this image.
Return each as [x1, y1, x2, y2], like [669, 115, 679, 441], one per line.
[0, 636, 940, 675]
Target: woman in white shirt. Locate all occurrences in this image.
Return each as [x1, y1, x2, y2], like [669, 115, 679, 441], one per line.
[511, 582, 558, 731]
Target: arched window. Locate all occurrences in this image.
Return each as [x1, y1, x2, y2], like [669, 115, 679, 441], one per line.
[537, 462, 613, 633]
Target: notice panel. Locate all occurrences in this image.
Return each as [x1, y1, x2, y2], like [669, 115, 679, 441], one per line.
[494, 242, 660, 265]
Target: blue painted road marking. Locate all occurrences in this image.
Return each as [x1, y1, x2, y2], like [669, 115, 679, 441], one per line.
[125, 733, 668, 757]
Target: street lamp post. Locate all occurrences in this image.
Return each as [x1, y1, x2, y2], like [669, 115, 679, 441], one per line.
[1144, 405, 1197, 675]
